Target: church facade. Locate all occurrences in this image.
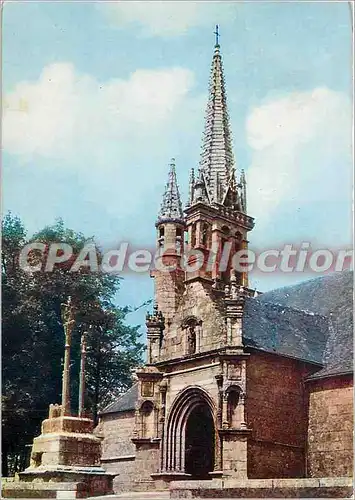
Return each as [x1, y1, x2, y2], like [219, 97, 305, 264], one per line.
[96, 39, 353, 492]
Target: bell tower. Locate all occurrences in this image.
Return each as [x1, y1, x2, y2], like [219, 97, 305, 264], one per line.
[152, 159, 185, 324]
[133, 28, 258, 487]
[185, 36, 254, 288]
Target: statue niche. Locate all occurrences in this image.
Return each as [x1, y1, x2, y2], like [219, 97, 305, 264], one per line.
[139, 400, 155, 439]
[182, 317, 201, 356]
[187, 324, 196, 355]
[201, 222, 211, 247]
[225, 385, 243, 428]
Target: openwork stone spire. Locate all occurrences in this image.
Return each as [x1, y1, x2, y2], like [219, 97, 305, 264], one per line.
[198, 32, 236, 205]
[158, 158, 184, 224]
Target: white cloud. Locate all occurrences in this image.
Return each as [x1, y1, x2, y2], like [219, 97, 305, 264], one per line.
[3, 62, 196, 160]
[97, 1, 236, 37]
[246, 87, 352, 229]
[3, 62, 205, 230]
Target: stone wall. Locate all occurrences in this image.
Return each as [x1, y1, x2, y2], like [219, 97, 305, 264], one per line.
[246, 351, 314, 478]
[165, 362, 220, 411]
[307, 374, 353, 477]
[160, 280, 226, 361]
[96, 411, 136, 492]
[134, 441, 161, 484]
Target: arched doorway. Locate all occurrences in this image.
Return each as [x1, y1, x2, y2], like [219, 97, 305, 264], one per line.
[185, 403, 215, 478]
[164, 386, 217, 477]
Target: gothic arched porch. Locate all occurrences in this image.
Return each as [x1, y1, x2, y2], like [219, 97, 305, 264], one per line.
[163, 386, 219, 479]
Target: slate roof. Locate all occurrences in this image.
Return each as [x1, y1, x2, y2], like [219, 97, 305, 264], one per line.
[100, 271, 353, 415]
[99, 383, 138, 415]
[257, 270, 353, 379]
[243, 299, 329, 365]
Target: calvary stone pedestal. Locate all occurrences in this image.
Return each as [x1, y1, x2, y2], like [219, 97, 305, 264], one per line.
[3, 407, 114, 498]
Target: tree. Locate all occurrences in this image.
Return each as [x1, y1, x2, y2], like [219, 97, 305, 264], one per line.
[2, 214, 145, 475]
[2, 213, 37, 476]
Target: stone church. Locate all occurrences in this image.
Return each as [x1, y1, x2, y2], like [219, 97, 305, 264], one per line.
[96, 38, 353, 493]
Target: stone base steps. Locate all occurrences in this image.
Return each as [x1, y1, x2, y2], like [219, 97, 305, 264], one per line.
[85, 478, 353, 499]
[4, 478, 352, 499]
[2, 480, 87, 499]
[169, 477, 354, 498]
[88, 493, 170, 500]
[2, 466, 114, 499]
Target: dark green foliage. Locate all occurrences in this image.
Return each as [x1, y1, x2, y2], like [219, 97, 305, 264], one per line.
[2, 213, 145, 476]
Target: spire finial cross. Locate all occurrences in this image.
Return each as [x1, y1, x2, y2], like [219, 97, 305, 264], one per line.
[214, 24, 220, 46]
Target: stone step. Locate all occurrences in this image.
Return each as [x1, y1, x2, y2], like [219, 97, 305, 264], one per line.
[2, 480, 86, 499]
[169, 477, 354, 498]
[88, 493, 170, 500]
[2, 481, 170, 499]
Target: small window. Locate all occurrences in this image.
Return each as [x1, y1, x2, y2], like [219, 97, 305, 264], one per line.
[191, 223, 197, 248]
[159, 227, 165, 238]
[221, 237, 231, 284]
[201, 222, 210, 247]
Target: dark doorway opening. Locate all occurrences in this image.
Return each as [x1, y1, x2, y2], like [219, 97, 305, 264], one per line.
[185, 403, 215, 479]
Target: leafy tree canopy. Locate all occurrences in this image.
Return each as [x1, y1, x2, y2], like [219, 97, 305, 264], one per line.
[2, 213, 146, 475]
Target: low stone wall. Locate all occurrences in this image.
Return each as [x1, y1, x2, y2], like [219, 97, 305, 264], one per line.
[100, 456, 136, 492]
[170, 477, 353, 498]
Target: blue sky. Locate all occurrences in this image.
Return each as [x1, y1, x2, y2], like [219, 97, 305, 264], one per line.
[3, 1, 352, 331]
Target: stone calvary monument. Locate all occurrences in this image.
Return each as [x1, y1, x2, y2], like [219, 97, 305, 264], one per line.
[3, 297, 113, 499]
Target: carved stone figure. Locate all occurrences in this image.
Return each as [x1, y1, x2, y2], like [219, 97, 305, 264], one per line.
[187, 324, 196, 354]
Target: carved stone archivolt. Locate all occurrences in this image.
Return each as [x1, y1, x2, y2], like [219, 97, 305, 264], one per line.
[162, 386, 219, 474]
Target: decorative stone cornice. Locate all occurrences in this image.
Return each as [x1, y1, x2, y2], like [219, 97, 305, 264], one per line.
[135, 370, 163, 381]
[131, 437, 161, 446]
[218, 428, 252, 437]
[184, 201, 254, 230]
